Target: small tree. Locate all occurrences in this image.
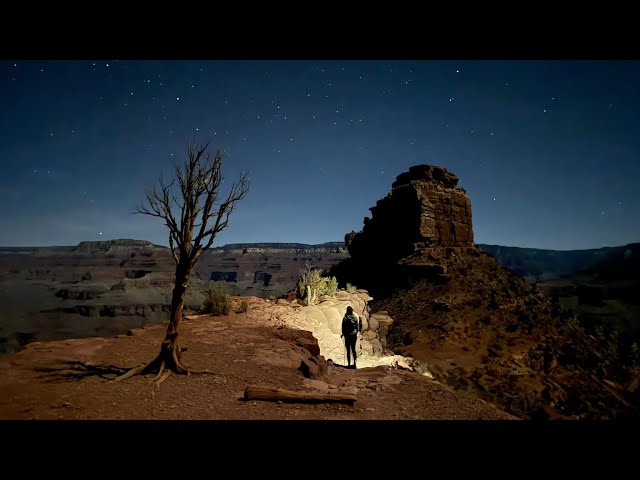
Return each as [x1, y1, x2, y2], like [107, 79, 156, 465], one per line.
[114, 141, 249, 385]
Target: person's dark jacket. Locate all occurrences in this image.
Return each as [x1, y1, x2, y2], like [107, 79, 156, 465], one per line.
[342, 313, 362, 337]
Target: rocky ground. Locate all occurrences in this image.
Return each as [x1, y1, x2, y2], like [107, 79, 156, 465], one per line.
[0, 295, 514, 420]
[374, 247, 640, 420]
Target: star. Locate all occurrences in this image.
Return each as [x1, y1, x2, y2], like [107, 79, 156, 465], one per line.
[176, 97, 180, 101]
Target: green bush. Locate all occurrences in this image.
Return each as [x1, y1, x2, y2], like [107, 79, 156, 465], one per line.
[297, 263, 325, 305]
[325, 276, 338, 296]
[238, 299, 249, 313]
[346, 283, 357, 293]
[202, 284, 233, 315]
[296, 264, 341, 304]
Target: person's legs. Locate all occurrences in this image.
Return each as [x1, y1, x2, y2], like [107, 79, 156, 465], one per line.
[346, 335, 357, 368]
[350, 338, 357, 368]
[345, 337, 351, 366]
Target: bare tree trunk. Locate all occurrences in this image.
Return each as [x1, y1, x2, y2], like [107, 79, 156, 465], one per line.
[113, 260, 199, 383]
[159, 260, 192, 373]
[114, 142, 249, 386]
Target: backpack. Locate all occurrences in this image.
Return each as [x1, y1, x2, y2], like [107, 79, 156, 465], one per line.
[342, 314, 359, 336]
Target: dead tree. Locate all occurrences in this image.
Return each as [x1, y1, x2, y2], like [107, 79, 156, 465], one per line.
[114, 142, 249, 385]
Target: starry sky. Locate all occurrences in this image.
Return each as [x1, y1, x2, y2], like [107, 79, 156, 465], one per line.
[1, 60, 639, 250]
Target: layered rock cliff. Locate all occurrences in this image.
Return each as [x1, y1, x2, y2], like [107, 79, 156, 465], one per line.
[332, 164, 640, 420]
[346, 165, 473, 268]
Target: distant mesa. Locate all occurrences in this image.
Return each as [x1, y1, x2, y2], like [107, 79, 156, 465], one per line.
[76, 239, 156, 254]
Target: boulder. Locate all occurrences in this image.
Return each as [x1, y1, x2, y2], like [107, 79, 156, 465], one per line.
[299, 355, 329, 379]
[321, 306, 342, 335]
[368, 316, 380, 332]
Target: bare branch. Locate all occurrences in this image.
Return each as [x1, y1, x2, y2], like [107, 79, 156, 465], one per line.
[138, 142, 248, 269]
[191, 170, 250, 262]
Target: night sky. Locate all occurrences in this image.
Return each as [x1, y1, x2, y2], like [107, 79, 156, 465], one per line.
[1, 60, 638, 250]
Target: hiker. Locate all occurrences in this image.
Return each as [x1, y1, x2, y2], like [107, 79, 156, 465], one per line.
[341, 306, 362, 369]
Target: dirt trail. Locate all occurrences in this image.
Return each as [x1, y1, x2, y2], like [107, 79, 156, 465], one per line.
[0, 310, 515, 420]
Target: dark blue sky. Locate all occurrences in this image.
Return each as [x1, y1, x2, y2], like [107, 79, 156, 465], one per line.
[1, 60, 638, 250]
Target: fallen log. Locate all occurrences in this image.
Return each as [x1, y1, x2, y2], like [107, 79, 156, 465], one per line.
[244, 385, 357, 404]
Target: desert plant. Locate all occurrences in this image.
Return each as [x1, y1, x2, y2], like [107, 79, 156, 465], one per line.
[238, 299, 249, 313]
[202, 284, 233, 316]
[346, 283, 357, 293]
[325, 276, 338, 296]
[297, 262, 327, 305]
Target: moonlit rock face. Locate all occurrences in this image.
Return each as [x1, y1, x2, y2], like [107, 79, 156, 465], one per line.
[347, 164, 474, 265]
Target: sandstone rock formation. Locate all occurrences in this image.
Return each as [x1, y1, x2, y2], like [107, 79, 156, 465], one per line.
[346, 164, 474, 269]
[332, 164, 640, 420]
[241, 290, 414, 371]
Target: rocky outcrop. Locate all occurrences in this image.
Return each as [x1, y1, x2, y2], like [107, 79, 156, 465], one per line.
[334, 165, 474, 298]
[335, 164, 640, 420]
[239, 291, 416, 371]
[346, 165, 474, 268]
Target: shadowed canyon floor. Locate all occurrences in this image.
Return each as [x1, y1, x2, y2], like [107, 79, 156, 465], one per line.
[0, 298, 514, 420]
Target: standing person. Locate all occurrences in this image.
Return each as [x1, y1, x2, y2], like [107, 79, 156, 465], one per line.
[341, 306, 362, 369]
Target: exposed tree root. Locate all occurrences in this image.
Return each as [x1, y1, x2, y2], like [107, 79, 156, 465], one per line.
[112, 344, 216, 385]
[155, 370, 171, 387]
[112, 362, 153, 383]
[150, 361, 166, 383]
